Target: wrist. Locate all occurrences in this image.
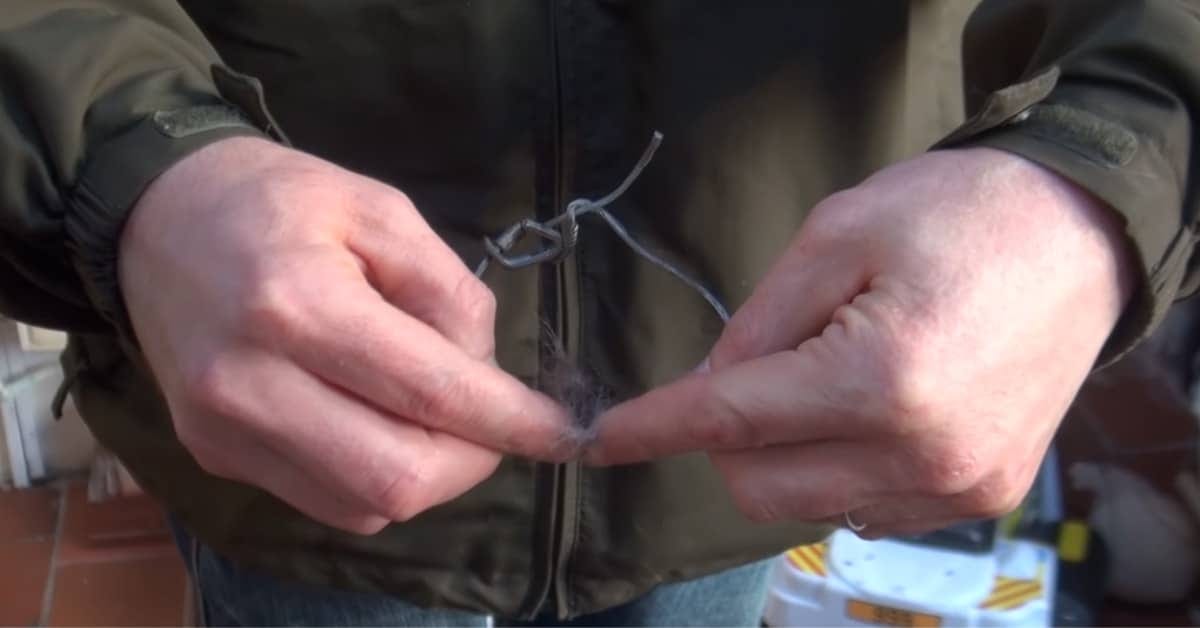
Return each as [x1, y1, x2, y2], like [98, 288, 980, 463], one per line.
[117, 136, 285, 330]
[68, 118, 269, 336]
[965, 146, 1137, 310]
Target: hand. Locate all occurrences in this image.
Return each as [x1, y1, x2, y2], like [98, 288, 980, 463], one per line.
[120, 137, 572, 534]
[587, 147, 1133, 538]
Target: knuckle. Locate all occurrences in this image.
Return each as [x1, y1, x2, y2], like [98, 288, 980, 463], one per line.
[817, 187, 864, 212]
[805, 189, 866, 238]
[453, 274, 498, 337]
[689, 400, 757, 450]
[687, 379, 768, 449]
[732, 489, 785, 524]
[193, 452, 236, 481]
[343, 517, 389, 536]
[170, 415, 205, 453]
[355, 190, 438, 251]
[715, 461, 780, 523]
[856, 528, 888, 541]
[241, 273, 307, 338]
[872, 343, 937, 432]
[181, 435, 238, 480]
[408, 373, 475, 429]
[386, 189, 416, 214]
[181, 356, 245, 420]
[796, 482, 852, 520]
[731, 489, 843, 524]
[173, 419, 207, 456]
[958, 474, 1025, 519]
[715, 317, 766, 365]
[371, 461, 431, 522]
[911, 440, 983, 497]
[718, 460, 839, 524]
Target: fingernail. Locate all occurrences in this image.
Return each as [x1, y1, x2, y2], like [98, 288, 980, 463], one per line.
[692, 357, 711, 374]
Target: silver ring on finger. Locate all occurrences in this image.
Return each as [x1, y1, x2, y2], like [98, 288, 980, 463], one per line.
[844, 510, 867, 533]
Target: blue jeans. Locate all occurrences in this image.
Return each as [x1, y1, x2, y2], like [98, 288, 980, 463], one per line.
[171, 522, 772, 626]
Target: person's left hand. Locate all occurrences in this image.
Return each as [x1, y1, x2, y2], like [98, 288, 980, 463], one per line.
[586, 147, 1134, 538]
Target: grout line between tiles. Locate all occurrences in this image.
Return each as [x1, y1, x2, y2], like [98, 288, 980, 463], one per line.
[54, 541, 178, 567]
[182, 576, 195, 627]
[37, 482, 66, 627]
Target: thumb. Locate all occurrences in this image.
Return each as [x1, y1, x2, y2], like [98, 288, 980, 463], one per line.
[708, 232, 866, 369]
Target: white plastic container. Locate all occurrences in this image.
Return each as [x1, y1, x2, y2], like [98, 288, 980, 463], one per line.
[762, 529, 1057, 627]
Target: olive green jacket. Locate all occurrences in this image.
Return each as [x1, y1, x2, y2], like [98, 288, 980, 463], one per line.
[2, 0, 1198, 619]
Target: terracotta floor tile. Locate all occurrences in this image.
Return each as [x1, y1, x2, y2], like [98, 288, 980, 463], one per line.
[0, 486, 59, 542]
[47, 555, 187, 627]
[56, 482, 174, 565]
[0, 538, 54, 626]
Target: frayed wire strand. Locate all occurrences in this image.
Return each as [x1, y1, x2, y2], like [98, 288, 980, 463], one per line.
[474, 131, 729, 323]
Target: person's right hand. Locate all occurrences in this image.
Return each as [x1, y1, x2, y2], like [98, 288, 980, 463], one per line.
[119, 137, 573, 534]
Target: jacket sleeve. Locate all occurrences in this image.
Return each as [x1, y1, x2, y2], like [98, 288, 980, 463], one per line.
[936, 0, 1200, 364]
[0, 2, 281, 333]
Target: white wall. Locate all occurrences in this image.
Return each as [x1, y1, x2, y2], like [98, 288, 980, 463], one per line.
[0, 418, 8, 487]
[0, 319, 96, 488]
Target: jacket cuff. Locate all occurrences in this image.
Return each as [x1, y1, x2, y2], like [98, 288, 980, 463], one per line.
[64, 65, 286, 338]
[933, 67, 1192, 366]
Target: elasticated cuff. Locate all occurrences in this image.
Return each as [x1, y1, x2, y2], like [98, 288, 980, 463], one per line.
[64, 65, 286, 338]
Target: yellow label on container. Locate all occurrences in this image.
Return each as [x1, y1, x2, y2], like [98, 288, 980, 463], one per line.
[1057, 520, 1090, 563]
[845, 599, 942, 627]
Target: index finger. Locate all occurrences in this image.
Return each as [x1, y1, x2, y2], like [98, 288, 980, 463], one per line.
[345, 191, 498, 360]
[283, 277, 578, 461]
[585, 349, 860, 465]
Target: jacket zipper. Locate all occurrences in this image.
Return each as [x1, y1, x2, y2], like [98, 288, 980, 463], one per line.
[551, 15, 585, 614]
[547, 1, 586, 617]
[519, 1, 573, 619]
